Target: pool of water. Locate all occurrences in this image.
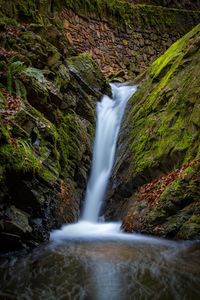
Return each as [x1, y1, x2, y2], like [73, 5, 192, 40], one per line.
[0, 223, 200, 300]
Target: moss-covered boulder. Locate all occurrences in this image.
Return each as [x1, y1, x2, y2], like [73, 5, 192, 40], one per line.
[67, 53, 108, 97]
[0, 3, 109, 252]
[121, 159, 200, 239]
[105, 24, 200, 239]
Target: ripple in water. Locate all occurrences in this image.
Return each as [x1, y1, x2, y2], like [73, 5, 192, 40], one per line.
[0, 235, 200, 300]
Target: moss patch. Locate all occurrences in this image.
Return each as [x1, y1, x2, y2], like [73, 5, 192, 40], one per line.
[64, 0, 200, 32]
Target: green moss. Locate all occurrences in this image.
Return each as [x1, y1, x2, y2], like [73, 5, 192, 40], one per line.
[0, 12, 18, 26]
[190, 215, 200, 224]
[0, 0, 48, 23]
[1, 0, 199, 34]
[68, 53, 93, 68]
[150, 24, 200, 80]
[0, 134, 60, 183]
[0, 142, 40, 172]
[64, 0, 200, 32]
[122, 24, 200, 179]
[58, 111, 91, 177]
[20, 32, 33, 40]
[0, 122, 10, 142]
[67, 52, 107, 93]
[38, 167, 58, 183]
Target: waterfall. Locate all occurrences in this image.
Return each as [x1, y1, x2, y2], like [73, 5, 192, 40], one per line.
[50, 83, 137, 242]
[82, 83, 137, 222]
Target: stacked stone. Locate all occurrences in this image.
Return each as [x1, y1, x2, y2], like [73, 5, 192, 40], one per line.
[63, 8, 179, 78]
[63, 8, 123, 77]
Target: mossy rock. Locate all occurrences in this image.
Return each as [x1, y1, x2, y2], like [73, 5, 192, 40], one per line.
[121, 162, 200, 239]
[67, 53, 108, 97]
[177, 214, 200, 239]
[114, 24, 200, 187]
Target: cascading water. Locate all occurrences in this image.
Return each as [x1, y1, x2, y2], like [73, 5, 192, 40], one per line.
[51, 83, 137, 240]
[82, 83, 137, 222]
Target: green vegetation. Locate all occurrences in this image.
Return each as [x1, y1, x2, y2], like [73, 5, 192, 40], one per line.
[0, 57, 45, 99]
[120, 24, 200, 179]
[64, 0, 200, 32]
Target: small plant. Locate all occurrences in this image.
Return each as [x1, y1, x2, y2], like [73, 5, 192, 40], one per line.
[18, 139, 32, 157]
[18, 139, 40, 174]
[0, 56, 45, 100]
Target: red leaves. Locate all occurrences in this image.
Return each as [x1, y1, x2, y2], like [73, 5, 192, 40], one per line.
[9, 138, 18, 145]
[0, 47, 18, 58]
[0, 89, 51, 135]
[0, 26, 22, 38]
[135, 156, 200, 208]
[0, 89, 20, 127]
[0, 23, 30, 59]
[0, 23, 29, 39]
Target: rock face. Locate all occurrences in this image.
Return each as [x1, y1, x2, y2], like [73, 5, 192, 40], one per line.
[0, 0, 108, 252]
[105, 24, 200, 239]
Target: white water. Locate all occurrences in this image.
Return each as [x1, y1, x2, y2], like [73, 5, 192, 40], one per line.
[51, 83, 148, 242]
[82, 83, 137, 222]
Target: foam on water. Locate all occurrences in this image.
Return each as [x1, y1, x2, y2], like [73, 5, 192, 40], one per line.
[50, 220, 176, 247]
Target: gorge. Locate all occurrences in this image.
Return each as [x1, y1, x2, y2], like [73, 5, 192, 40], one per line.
[0, 0, 200, 298]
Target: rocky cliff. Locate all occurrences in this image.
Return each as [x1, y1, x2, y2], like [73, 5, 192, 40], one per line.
[105, 24, 200, 239]
[0, 0, 108, 252]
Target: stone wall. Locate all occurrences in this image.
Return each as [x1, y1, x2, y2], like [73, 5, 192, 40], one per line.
[63, 3, 200, 78]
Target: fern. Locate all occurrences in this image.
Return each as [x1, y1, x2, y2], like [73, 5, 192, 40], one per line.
[15, 79, 21, 98]
[0, 90, 6, 104]
[15, 79, 27, 99]
[11, 61, 26, 74]
[18, 140, 32, 156]
[19, 80, 27, 100]
[9, 55, 21, 64]
[0, 61, 7, 69]
[23, 67, 45, 83]
[2, 57, 46, 99]
[6, 66, 13, 95]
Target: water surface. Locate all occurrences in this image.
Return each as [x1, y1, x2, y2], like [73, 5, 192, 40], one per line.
[0, 223, 200, 300]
